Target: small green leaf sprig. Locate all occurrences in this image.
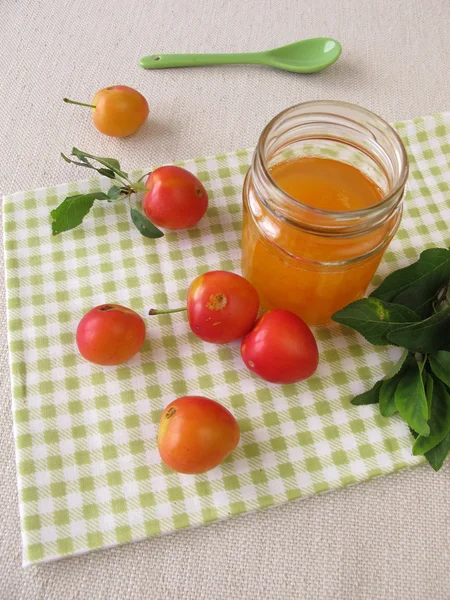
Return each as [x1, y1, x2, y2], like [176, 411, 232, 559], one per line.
[332, 248, 450, 471]
[51, 148, 163, 239]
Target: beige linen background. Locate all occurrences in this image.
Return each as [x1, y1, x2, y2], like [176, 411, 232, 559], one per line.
[1, 0, 450, 598]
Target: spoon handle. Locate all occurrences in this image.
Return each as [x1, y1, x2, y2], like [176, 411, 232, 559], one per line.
[140, 52, 263, 69]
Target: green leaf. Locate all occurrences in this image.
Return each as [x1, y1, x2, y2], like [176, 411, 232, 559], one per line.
[61, 153, 97, 169]
[129, 207, 164, 239]
[394, 359, 430, 436]
[61, 152, 84, 166]
[429, 351, 450, 388]
[379, 376, 400, 417]
[413, 375, 450, 455]
[350, 380, 382, 405]
[380, 350, 411, 417]
[71, 148, 128, 179]
[332, 298, 420, 346]
[107, 186, 123, 200]
[424, 431, 450, 471]
[386, 349, 409, 378]
[61, 152, 116, 179]
[379, 351, 410, 417]
[98, 157, 121, 171]
[50, 192, 108, 235]
[97, 168, 116, 179]
[350, 351, 409, 408]
[387, 306, 450, 353]
[371, 248, 450, 318]
[424, 371, 433, 418]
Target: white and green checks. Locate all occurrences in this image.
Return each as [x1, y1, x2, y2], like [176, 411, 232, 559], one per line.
[4, 112, 450, 565]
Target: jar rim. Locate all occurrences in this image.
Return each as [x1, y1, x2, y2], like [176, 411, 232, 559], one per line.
[256, 100, 409, 221]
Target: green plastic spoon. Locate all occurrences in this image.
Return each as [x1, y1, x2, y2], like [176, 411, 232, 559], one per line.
[140, 38, 342, 74]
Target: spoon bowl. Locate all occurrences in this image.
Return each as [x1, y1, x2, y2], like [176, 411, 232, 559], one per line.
[140, 37, 342, 74]
[264, 38, 342, 73]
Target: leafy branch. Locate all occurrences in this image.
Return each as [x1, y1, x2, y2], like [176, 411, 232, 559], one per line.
[51, 148, 162, 238]
[332, 248, 450, 471]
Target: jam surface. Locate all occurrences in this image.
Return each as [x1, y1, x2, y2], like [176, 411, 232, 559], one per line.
[242, 157, 392, 325]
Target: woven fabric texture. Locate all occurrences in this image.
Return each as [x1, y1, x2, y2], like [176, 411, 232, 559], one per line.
[3, 112, 449, 565]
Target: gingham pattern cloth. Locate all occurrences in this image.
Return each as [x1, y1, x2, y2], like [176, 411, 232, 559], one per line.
[4, 112, 450, 565]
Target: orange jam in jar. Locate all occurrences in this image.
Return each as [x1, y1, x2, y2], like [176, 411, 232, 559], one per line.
[242, 101, 408, 325]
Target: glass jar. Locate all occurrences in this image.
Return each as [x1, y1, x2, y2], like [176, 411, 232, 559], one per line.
[241, 101, 408, 325]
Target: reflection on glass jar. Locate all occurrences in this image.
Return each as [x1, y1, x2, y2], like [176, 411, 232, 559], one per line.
[241, 101, 409, 325]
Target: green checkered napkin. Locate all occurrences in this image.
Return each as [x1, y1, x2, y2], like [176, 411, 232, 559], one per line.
[4, 112, 450, 565]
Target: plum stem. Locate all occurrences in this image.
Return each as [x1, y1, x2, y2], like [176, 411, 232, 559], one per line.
[136, 170, 153, 183]
[148, 307, 187, 316]
[63, 97, 96, 109]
